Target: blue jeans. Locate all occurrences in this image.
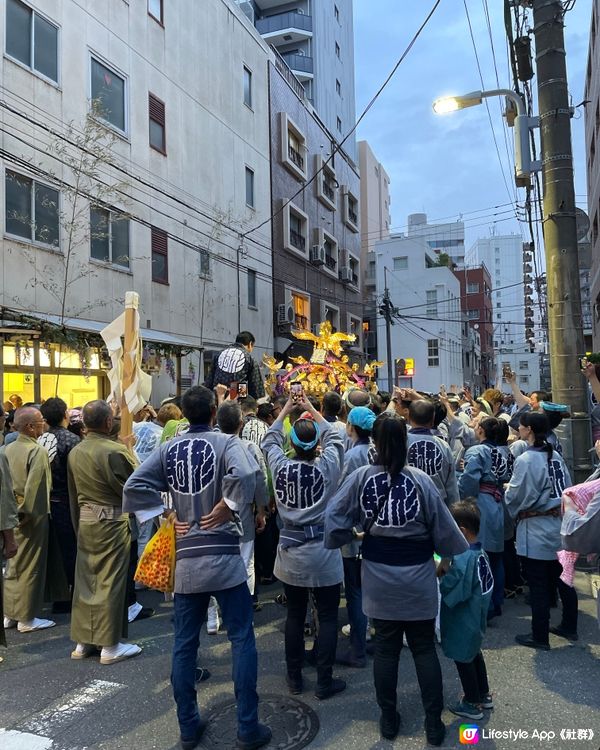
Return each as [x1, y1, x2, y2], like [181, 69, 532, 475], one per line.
[343, 556, 367, 660]
[171, 582, 259, 740]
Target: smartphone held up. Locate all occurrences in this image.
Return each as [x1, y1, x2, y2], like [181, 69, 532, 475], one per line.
[290, 382, 304, 404]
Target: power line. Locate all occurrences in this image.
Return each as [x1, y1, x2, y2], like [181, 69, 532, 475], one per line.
[242, 0, 444, 239]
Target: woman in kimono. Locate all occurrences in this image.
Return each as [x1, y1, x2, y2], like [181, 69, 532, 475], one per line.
[458, 417, 510, 620]
[325, 414, 467, 747]
[262, 394, 345, 701]
[505, 412, 578, 649]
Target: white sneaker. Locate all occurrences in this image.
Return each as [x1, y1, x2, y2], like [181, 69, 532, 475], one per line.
[3, 617, 17, 629]
[100, 642, 142, 665]
[341, 624, 351, 637]
[207, 600, 220, 635]
[17, 618, 56, 632]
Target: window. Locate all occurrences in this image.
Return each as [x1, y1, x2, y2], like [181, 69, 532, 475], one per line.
[467, 282, 479, 294]
[426, 289, 438, 318]
[5, 170, 59, 247]
[347, 254, 360, 288]
[321, 302, 340, 332]
[91, 57, 126, 133]
[467, 309, 479, 320]
[243, 66, 252, 108]
[393, 256, 408, 271]
[519, 360, 529, 370]
[336, 79, 341, 96]
[316, 228, 338, 275]
[315, 155, 337, 210]
[6, 0, 59, 83]
[292, 291, 310, 330]
[90, 207, 129, 267]
[199, 247, 210, 277]
[148, 0, 163, 23]
[334, 4, 340, 21]
[280, 113, 307, 180]
[283, 202, 309, 258]
[427, 339, 439, 367]
[336, 117, 342, 133]
[148, 93, 166, 153]
[521, 375, 530, 385]
[348, 314, 362, 347]
[335, 42, 340, 58]
[342, 188, 359, 232]
[245, 167, 255, 208]
[247, 269, 257, 308]
[151, 226, 168, 283]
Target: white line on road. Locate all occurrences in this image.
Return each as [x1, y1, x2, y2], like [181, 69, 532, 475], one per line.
[18, 679, 125, 736]
[0, 729, 54, 749]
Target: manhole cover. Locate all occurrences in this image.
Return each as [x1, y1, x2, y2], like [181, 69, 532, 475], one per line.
[201, 693, 320, 749]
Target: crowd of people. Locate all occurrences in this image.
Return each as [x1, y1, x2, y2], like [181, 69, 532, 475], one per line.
[1, 331, 599, 750]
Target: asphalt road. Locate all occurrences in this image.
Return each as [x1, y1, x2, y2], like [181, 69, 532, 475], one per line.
[1, 571, 599, 750]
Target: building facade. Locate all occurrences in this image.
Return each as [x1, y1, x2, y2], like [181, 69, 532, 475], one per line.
[375, 235, 463, 393]
[0, 0, 274, 405]
[452, 265, 494, 389]
[269, 57, 362, 359]
[358, 140, 391, 361]
[406, 213, 466, 267]
[237, 0, 357, 158]
[585, 0, 600, 349]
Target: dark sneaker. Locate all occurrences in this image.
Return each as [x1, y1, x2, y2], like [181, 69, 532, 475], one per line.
[424, 717, 446, 747]
[180, 719, 208, 750]
[194, 667, 211, 683]
[286, 673, 303, 695]
[237, 722, 272, 750]
[449, 700, 483, 720]
[315, 677, 346, 701]
[335, 648, 366, 668]
[380, 710, 401, 740]
[515, 633, 550, 651]
[481, 693, 494, 709]
[549, 625, 579, 641]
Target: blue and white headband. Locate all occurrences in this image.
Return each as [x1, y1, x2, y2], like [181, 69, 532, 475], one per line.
[290, 422, 320, 450]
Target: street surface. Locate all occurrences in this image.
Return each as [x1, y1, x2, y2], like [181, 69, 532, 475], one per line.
[0, 572, 598, 750]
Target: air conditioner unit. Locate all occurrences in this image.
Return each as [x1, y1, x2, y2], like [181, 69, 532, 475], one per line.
[310, 245, 325, 265]
[339, 266, 352, 283]
[277, 301, 295, 326]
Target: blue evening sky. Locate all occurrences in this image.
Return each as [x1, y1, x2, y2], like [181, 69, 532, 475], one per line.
[354, 0, 591, 251]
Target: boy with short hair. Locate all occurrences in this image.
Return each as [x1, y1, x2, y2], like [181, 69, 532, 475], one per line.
[439, 500, 494, 720]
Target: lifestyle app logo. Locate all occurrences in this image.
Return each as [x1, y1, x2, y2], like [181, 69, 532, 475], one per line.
[460, 724, 480, 744]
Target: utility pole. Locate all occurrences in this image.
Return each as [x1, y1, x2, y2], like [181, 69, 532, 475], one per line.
[532, 0, 591, 481]
[381, 267, 394, 391]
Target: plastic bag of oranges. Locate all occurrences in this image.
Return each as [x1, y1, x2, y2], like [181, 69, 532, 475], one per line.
[134, 513, 176, 593]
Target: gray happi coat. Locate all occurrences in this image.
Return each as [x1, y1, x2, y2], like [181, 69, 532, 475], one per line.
[123, 427, 258, 594]
[339, 439, 372, 558]
[505, 447, 571, 560]
[262, 421, 344, 588]
[325, 465, 468, 621]
[407, 429, 459, 506]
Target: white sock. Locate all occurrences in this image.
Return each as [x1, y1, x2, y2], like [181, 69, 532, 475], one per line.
[127, 602, 142, 622]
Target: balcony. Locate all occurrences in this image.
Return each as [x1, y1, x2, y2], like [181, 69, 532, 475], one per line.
[256, 11, 313, 46]
[349, 208, 358, 226]
[294, 313, 309, 330]
[290, 229, 306, 250]
[325, 254, 337, 270]
[323, 182, 335, 201]
[281, 53, 314, 80]
[288, 144, 304, 171]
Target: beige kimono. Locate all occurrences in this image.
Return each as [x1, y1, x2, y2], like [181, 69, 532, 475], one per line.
[68, 432, 136, 646]
[3, 435, 68, 621]
[0, 448, 18, 646]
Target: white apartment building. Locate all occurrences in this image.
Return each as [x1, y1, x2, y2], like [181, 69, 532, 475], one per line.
[375, 235, 463, 393]
[497, 349, 541, 394]
[0, 0, 273, 405]
[406, 213, 466, 267]
[238, 0, 357, 158]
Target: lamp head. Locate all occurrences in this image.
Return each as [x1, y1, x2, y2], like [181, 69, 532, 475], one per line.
[432, 90, 483, 114]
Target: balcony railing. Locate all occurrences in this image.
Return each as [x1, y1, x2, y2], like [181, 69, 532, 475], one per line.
[325, 254, 337, 270]
[352, 273, 359, 286]
[323, 182, 335, 201]
[281, 53, 314, 74]
[290, 229, 306, 250]
[256, 11, 313, 35]
[294, 313, 309, 330]
[288, 144, 304, 170]
[348, 208, 358, 225]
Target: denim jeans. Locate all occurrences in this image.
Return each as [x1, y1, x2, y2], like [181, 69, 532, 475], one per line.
[343, 556, 367, 660]
[171, 582, 259, 740]
[372, 618, 443, 721]
[284, 583, 340, 690]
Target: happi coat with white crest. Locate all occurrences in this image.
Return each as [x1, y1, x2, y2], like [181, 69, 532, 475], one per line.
[325, 465, 468, 621]
[3, 436, 68, 622]
[458, 442, 513, 553]
[262, 421, 344, 588]
[505, 447, 571, 560]
[407, 428, 459, 505]
[123, 427, 258, 593]
[339, 438, 372, 558]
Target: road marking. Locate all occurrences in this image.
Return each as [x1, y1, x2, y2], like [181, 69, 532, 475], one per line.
[18, 679, 125, 736]
[0, 729, 54, 749]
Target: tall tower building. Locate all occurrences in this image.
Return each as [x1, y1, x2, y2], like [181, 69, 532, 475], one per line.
[236, 0, 357, 157]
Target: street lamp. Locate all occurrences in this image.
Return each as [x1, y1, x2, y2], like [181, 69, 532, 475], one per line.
[432, 88, 538, 180]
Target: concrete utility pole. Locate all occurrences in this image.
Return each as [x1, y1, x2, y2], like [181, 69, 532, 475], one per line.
[532, 0, 591, 481]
